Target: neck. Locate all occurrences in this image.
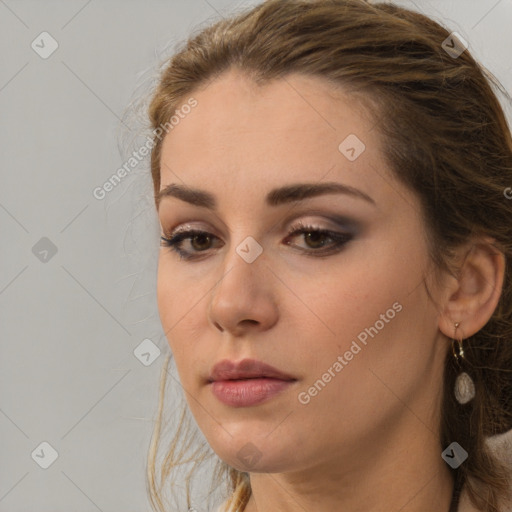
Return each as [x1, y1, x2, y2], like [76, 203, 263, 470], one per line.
[243, 415, 455, 512]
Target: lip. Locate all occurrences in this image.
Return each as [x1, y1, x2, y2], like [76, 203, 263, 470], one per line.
[208, 358, 296, 382]
[207, 358, 297, 407]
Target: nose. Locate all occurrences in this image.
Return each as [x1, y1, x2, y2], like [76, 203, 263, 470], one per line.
[207, 245, 279, 336]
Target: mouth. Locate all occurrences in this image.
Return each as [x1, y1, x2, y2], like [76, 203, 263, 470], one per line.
[208, 358, 297, 382]
[207, 358, 297, 407]
[208, 377, 297, 407]
[208, 375, 297, 383]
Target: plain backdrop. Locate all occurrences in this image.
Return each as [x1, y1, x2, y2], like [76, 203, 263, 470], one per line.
[1, 1, 511, 511]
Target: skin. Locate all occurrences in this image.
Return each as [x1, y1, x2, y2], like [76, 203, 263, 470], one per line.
[155, 69, 503, 512]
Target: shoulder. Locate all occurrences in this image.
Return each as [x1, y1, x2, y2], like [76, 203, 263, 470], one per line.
[458, 430, 512, 512]
[459, 486, 512, 512]
[489, 430, 512, 512]
[487, 430, 512, 469]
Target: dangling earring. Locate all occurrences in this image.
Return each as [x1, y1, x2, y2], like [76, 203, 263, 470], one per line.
[452, 322, 475, 405]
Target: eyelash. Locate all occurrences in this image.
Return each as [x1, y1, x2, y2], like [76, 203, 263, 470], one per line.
[160, 221, 354, 261]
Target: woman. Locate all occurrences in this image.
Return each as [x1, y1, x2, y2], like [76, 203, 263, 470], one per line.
[144, 1, 512, 511]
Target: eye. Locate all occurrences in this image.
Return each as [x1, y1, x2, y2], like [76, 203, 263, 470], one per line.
[160, 229, 222, 260]
[283, 221, 354, 256]
[160, 221, 354, 261]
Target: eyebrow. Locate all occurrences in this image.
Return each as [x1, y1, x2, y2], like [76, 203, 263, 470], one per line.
[156, 181, 376, 210]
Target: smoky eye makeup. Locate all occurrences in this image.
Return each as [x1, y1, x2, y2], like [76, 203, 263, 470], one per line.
[159, 211, 362, 261]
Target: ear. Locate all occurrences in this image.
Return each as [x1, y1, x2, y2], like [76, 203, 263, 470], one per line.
[438, 237, 505, 340]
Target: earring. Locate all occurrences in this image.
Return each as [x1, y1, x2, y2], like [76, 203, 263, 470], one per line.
[452, 322, 475, 405]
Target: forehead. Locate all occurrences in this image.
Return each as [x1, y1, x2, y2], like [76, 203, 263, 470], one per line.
[163, 69, 376, 151]
[158, 69, 386, 208]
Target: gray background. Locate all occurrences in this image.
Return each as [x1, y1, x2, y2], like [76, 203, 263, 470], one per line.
[1, 1, 511, 511]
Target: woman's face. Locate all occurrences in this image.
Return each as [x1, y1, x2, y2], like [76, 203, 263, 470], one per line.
[156, 69, 448, 474]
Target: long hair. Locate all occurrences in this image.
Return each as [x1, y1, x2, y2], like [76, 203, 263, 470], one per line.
[145, 1, 512, 511]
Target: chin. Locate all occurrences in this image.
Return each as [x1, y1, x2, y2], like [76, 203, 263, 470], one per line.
[207, 432, 301, 474]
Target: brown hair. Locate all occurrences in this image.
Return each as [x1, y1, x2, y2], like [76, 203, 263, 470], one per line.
[146, 1, 512, 511]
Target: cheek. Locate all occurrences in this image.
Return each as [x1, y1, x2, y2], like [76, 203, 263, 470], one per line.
[156, 257, 204, 361]
[293, 245, 420, 343]
[286, 272, 436, 450]
[321, 257, 435, 391]
[292, 235, 433, 380]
